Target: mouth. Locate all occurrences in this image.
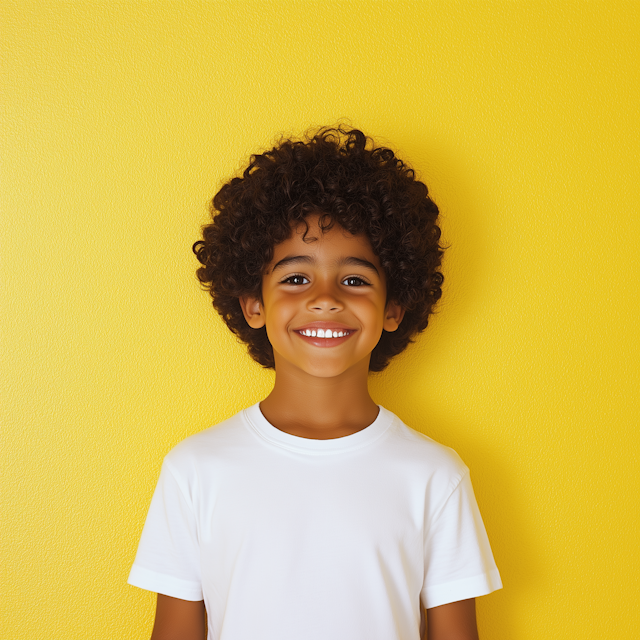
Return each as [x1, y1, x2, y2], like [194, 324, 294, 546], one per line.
[293, 324, 356, 347]
[297, 328, 352, 338]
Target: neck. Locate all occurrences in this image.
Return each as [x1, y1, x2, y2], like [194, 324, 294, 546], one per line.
[259, 358, 379, 440]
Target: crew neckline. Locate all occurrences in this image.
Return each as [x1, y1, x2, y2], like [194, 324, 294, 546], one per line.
[243, 402, 395, 454]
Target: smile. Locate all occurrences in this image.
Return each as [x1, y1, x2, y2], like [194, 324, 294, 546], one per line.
[297, 329, 351, 338]
[293, 326, 357, 347]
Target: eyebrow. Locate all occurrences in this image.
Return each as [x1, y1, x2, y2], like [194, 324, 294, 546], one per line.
[270, 255, 379, 275]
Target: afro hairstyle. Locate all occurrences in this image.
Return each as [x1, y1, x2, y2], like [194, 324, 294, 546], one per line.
[193, 126, 444, 372]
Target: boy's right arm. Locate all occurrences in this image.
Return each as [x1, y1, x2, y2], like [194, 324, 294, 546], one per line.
[150, 594, 206, 640]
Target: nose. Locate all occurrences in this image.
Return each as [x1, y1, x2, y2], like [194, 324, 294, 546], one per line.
[307, 283, 344, 313]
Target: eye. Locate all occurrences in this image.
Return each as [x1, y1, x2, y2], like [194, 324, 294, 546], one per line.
[342, 276, 370, 287]
[281, 274, 309, 285]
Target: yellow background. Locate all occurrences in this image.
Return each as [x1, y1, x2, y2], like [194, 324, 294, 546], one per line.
[2, 1, 638, 638]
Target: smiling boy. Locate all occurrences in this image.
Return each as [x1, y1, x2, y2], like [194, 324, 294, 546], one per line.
[242, 213, 403, 440]
[128, 128, 502, 639]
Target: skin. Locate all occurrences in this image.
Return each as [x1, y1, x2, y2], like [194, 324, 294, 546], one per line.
[149, 214, 480, 639]
[150, 595, 205, 640]
[425, 599, 479, 640]
[240, 213, 404, 439]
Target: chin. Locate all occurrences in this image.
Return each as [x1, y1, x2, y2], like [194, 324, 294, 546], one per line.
[302, 356, 369, 379]
[306, 366, 351, 378]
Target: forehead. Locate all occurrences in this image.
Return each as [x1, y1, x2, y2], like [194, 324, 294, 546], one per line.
[272, 214, 377, 261]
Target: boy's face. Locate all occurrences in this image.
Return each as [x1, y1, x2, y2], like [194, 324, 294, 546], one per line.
[240, 213, 404, 379]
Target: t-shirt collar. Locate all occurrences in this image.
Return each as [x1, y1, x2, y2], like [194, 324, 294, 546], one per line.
[243, 402, 394, 455]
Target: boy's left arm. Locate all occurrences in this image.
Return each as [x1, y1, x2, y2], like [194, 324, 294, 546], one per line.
[423, 598, 479, 640]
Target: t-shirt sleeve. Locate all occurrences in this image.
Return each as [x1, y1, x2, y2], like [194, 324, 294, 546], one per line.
[421, 470, 502, 609]
[128, 458, 203, 601]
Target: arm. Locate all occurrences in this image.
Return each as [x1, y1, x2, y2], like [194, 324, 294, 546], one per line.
[424, 598, 479, 640]
[150, 594, 206, 640]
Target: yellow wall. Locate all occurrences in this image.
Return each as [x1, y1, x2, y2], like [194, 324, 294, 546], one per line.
[2, 1, 638, 638]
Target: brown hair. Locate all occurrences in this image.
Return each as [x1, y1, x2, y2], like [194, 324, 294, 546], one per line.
[193, 127, 444, 371]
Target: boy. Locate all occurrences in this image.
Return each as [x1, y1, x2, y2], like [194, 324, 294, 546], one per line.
[128, 127, 502, 640]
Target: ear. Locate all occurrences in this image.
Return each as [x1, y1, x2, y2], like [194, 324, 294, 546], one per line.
[239, 295, 266, 329]
[383, 300, 405, 332]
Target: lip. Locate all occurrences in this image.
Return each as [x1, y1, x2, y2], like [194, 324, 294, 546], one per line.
[293, 322, 356, 332]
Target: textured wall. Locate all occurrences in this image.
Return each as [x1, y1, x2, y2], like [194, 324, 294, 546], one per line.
[2, 1, 639, 638]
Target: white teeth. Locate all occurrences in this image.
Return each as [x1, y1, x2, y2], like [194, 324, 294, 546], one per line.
[300, 329, 349, 338]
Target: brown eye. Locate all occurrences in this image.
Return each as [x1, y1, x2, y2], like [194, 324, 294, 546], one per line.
[283, 275, 309, 285]
[343, 277, 369, 286]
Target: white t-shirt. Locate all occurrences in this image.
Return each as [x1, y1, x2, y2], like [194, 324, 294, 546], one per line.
[128, 404, 501, 640]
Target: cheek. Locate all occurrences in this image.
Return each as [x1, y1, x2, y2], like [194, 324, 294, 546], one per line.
[356, 298, 386, 332]
[264, 295, 295, 329]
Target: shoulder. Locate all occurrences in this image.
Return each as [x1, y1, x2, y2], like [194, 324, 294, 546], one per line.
[162, 407, 253, 474]
[381, 407, 469, 491]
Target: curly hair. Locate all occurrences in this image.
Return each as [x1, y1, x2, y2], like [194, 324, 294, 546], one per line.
[193, 126, 444, 372]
